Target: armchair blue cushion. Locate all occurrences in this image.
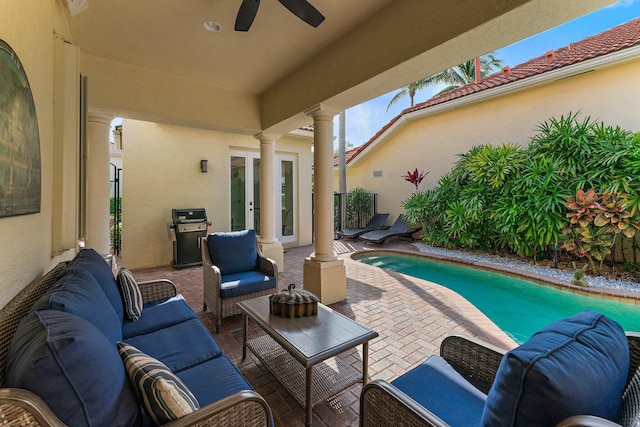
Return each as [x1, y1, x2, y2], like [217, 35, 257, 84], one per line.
[207, 229, 258, 275]
[392, 355, 486, 427]
[220, 270, 277, 299]
[481, 310, 629, 427]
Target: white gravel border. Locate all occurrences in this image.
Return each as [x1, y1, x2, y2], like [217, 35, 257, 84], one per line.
[414, 243, 640, 293]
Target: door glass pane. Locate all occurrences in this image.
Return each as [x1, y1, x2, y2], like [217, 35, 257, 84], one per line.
[230, 156, 245, 231]
[281, 160, 294, 236]
[253, 158, 260, 235]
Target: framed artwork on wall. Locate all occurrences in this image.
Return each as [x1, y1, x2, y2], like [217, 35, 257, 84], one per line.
[0, 39, 41, 217]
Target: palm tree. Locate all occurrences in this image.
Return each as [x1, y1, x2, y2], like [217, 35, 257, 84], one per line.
[429, 53, 503, 96]
[385, 80, 431, 111]
[386, 53, 503, 111]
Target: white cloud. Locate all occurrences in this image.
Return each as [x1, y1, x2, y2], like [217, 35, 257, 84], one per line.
[610, 0, 639, 7]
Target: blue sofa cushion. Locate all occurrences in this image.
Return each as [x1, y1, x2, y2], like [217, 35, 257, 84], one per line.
[220, 270, 277, 299]
[5, 310, 141, 427]
[32, 267, 122, 343]
[481, 310, 629, 427]
[123, 318, 224, 372]
[176, 356, 253, 407]
[392, 355, 486, 427]
[122, 295, 198, 339]
[66, 248, 125, 322]
[118, 342, 200, 425]
[207, 229, 257, 275]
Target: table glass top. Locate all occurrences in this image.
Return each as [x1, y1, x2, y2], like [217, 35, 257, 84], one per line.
[238, 295, 378, 362]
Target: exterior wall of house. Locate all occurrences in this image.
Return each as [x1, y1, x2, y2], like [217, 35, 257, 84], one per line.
[0, 2, 75, 308]
[121, 120, 313, 269]
[343, 58, 640, 219]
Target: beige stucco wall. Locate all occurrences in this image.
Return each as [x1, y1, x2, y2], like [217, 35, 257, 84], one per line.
[0, 1, 74, 308]
[121, 120, 313, 269]
[342, 58, 640, 218]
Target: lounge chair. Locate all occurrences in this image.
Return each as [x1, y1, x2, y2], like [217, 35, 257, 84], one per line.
[337, 213, 389, 239]
[359, 214, 411, 244]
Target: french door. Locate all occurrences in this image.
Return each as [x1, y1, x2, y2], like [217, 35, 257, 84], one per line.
[230, 151, 296, 242]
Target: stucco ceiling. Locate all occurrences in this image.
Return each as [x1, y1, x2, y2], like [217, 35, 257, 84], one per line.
[64, 0, 614, 135]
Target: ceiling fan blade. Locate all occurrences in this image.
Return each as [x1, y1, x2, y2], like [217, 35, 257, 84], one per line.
[235, 0, 261, 32]
[277, 0, 325, 28]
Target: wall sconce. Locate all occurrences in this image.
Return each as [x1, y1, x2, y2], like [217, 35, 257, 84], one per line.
[200, 159, 208, 173]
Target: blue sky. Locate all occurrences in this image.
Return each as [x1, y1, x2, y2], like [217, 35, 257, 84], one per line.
[337, 0, 640, 149]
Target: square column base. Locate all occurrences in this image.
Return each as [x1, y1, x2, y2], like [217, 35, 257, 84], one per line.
[259, 241, 284, 272]
[303, 258, 346, 305]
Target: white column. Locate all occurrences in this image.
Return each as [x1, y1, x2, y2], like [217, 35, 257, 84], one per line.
[86, 111, 114, 254]
[303, 105, 346, 304]
[255, 132, 284, 271]
[308, 106, 338, 262]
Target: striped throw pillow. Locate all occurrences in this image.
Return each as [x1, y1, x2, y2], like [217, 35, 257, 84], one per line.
[117, 267, 143, 321]
[118, 342, 200, 425]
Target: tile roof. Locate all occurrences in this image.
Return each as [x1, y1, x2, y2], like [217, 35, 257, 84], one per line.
[333, 147, 360, 167]
[349, 17, 640, 164]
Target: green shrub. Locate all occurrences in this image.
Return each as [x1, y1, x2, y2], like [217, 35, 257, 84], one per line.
[407, 112, 640, 267]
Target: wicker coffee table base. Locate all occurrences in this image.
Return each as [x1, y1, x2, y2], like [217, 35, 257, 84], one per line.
[247, 334, 362, 410]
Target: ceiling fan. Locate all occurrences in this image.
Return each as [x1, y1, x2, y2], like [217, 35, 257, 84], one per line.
[235, 0, 325, 32]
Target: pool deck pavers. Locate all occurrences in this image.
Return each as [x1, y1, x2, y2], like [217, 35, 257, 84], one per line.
[132, 239, 516, 427]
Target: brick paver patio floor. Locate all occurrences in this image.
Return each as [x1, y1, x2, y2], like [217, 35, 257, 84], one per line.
[132, 239, 515, 427]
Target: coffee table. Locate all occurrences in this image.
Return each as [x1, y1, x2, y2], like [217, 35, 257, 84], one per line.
[237, 295, 378, 426]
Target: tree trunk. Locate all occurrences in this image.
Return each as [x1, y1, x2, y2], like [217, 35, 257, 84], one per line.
[338, 111, 346, 194]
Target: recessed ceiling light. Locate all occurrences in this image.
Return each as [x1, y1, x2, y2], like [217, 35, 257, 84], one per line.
[203, 20, 222, 33]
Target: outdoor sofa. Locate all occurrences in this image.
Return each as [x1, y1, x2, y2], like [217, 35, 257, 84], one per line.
[0, 248, 273, 427]
[360, 310, 640, 426]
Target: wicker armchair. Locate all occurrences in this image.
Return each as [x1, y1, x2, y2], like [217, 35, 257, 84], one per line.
[201, 230, 278, 332]
[361, 331, 640, 427]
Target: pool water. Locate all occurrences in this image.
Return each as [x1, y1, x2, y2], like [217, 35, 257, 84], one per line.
[356, 253, 640, 344]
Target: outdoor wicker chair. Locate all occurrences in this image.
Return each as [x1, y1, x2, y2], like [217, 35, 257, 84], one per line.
[360, 311, 640, 427]
[202, 229, 278, 332]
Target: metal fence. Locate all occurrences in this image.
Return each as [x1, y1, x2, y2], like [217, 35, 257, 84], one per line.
[334, 192, 378, 233]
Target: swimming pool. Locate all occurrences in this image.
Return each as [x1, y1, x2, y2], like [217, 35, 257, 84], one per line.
[356, 252, 640, 344]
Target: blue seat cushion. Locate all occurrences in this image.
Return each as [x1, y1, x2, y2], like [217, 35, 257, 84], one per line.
[207, 229, 257, 275]
[5, 310, 141, 427]
[481, 310, 629, 427]
[32, 267, 122, 343]
[176, 356, 253, 407]
[122, 295, 197, 339]
[392, 355, 486, 427]
[123, 318, 223, 372]
[220, 270, 277, 299]
[65, 248, 124, 322]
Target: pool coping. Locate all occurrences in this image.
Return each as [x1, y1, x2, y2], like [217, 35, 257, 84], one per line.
[351, 248, 640, 306]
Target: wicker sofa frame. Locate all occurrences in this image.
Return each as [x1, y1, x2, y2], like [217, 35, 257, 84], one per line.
[0, 261, 273, 427]
[201, 236, 278, 332]
[360, 334, 640, 427]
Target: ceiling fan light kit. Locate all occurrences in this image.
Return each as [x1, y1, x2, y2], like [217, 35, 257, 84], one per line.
[235, 0, 325, 32]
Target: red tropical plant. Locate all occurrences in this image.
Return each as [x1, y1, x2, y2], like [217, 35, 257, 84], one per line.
[402, 168, 429, 191]
[561, 189, 640, 275]
[564, 189, 601, 228]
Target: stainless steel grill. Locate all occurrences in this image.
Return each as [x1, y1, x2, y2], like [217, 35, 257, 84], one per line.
[170, 208, 209, 268]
